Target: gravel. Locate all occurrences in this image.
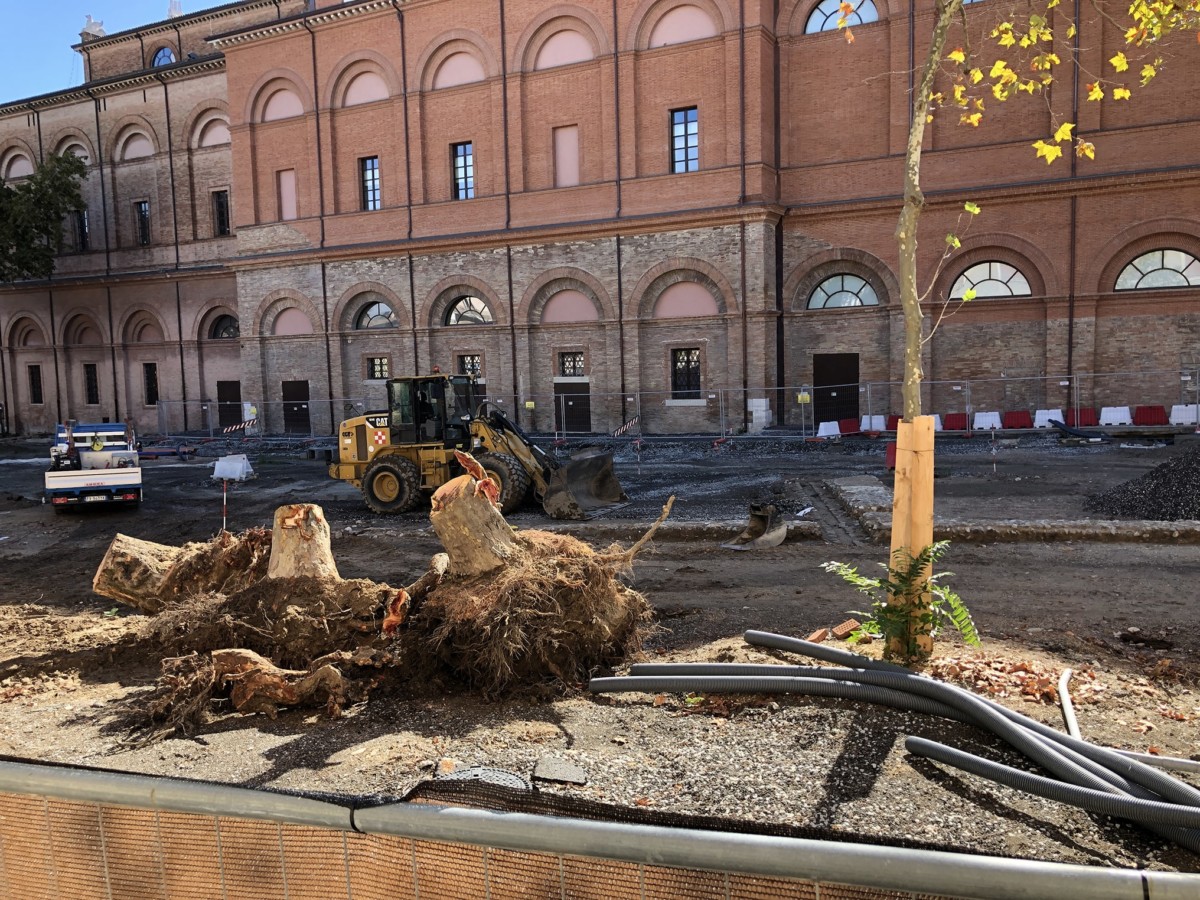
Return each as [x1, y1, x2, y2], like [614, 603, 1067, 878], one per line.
[1085, 446, 1200, 520]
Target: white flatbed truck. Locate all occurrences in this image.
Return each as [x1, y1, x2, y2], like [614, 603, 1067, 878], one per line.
[44, 422, 143, 510]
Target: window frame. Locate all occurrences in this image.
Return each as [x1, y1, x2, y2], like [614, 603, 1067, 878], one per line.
[451, 141, 475, 200]
[143, 362, 159, 407]
[212, 190, 231, 237]
[806, 273, 881, 310]
[1115, 248, 1200, 291]
[669, 106, 699, 174]
[74, 209, 90, 252]
[558, 351, 586, 378]
[355, 301, 397, 330]
[365, 356, 390, 380]
[151, 46, 177, 67]
[133, 200, 152, 246]
[359, 155, 381, 211]
[457, 353, 483, 379]
[444, 296, 493, 326]
[28, 364, 44, 406]
[670, 347, 702, 400]
[83, 363, 100, 406]
[209, 315, 240, 340]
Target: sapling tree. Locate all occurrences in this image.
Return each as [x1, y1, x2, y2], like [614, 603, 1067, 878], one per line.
[834, 0, 1200, 658]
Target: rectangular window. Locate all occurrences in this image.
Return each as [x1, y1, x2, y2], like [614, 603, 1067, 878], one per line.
[671, 348, 701, 399]
[134, 200, 151, 245]
[278, 169, 298, 221]
[212, 190, 231, 236]
[143, 362, 159, 406]
[360, 156, 381, 211]
[366, 356, 389, 380]
[28, 365, 43, 405]
[559, 351, 585, 377]
[74, 209, 90, 252]
[457, 354, 481, 378]
[670, 107, 699, 174]
[451, 142, 475, 200]
[553, 125, 580, 188]
[84, 363, 100, 405]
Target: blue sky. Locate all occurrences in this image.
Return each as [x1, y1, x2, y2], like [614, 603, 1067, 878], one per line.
[0, 3, 228, 101]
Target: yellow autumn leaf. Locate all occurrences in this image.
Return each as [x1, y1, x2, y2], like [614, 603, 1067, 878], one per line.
[1053, 122, 1075, 143]
[989, 60, 1009, 79]
[962, 288, 977, 301]
[1075, 140, 1095, 160]
[960, 112, 983, 127]
[964, 201, 981, 215]
[1109, 52, 1129, 73]
[947, 47, 966, 64]
[969, 68, 983, 85]
[1113, 87, 1132, 100]
[1141, 63, 1157, 85]
[998, 32, 1016, 48]
[839, 1, 854, 12]
[1067, 24, 1076, 39]
[1032, 140, 1063, 164]
[953, 84, 967, 106]
[1087, 82, 1104, 102]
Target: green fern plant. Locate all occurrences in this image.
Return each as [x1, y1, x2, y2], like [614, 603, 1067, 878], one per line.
[821, 541, 980, 659]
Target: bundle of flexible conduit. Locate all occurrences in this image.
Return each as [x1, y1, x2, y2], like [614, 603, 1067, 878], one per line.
[587, 630, 1200, 854]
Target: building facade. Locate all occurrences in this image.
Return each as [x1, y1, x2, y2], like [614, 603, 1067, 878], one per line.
[2, 0, 1199, 437]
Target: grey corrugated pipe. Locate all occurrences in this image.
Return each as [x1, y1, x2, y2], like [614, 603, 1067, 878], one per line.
[743, 631, 1200, 810]
[906, 736, 1200, 831]
[588, 674, 974, 723]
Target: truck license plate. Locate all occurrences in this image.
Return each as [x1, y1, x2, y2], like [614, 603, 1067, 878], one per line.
[84, 495, 107, 503]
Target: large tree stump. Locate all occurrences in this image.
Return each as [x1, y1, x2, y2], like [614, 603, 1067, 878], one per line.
[267, 504, 339, 580]
[212, 648, 346, 719]
[93, 529, 272, 614]
[430, 467, 519, 578]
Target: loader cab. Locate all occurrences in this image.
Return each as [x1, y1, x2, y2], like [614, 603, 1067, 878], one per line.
[387, 375, 477, 449]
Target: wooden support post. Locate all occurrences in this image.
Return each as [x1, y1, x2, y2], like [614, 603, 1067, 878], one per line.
[888, 416, 936, 657]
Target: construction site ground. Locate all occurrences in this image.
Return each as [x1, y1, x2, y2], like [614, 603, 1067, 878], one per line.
[1, 431, 1198, 874]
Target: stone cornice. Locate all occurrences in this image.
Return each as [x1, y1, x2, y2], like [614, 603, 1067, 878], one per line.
[209, 1, 395, 49]
[70, 1, 281, 51]
[0, 57, 226, 117]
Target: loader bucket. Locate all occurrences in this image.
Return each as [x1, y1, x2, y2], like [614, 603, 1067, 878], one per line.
[720, 503, 787, 550]
[542, 447, 629, 520]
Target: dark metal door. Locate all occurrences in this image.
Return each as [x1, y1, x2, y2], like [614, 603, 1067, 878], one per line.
[812, 353, 860, 423]
[216, 381, 242, 428]
[281, 380, 311, 434]
[554, 383, 592, 433]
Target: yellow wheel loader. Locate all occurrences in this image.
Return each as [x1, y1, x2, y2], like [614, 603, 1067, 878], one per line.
[328, 374, 628, 519]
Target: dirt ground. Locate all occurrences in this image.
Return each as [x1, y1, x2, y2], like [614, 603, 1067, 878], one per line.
[1, 431, 1199, 874]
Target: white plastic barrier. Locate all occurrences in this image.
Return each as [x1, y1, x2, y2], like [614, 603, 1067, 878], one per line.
[1099, 406, 1132, 426]
[212, 454, 254, 481]
[1169, 405, 1200, 426]
[817, 420, 841, 438]
[931, 414, 943, 431]
[860, 415, 886, 431]
[1034, 409, 1063, 428]
[973, 411, 1002, 430]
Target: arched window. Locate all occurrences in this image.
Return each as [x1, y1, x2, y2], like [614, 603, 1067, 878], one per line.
[653, 281, 719, 318]
[949, 261, 1032, 299]
[805, 0, 878, 33]
[343, 71, 389, 106]
[119, 133, 155, 161]
[262, 88, 304, 122]
[1115, 249, 1200, 291]
[152, 47, 176, 67]
[355, 301, 397, 329]
[445, 295, 493, 325]
[542, 289, 599, 323]
[210, 315, 240, 339]
[433, 52, 486, 89]
[2, 152, 34, 180]
[534, 30, 594, 70]
[197, 119, 231, 148]
[807, 274, 879, 308]
[648, 5, 719, 47]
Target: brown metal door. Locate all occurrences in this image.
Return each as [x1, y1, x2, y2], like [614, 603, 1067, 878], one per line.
[554, 383, 592, 433]
[281, 380, 311, 434]
[216, 381, 242, 428]
[812, 353, 860, 423]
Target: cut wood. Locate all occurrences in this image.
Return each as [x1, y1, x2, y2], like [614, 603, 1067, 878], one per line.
[267, 503, 339, 580]
[212, 648, 346, 719]
[430, 464, 519, 578]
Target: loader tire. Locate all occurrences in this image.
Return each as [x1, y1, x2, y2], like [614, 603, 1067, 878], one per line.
[362, 456, 422, 514]
[477, 453, 531, 515]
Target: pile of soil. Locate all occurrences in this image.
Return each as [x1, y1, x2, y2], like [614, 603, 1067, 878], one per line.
[1085, 446, 1200, 520]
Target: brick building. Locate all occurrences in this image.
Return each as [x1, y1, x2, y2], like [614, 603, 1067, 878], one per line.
[2, 0, 1198, 437]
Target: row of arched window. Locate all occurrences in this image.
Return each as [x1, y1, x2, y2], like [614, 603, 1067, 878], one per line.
[806, 249, 1200, 309]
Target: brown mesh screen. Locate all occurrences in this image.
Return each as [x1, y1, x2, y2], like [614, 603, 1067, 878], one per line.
[0, 789, 962, 900]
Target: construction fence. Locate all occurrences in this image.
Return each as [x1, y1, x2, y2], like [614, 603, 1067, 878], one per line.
[2, 758, 1195, 900]
[147, 369, 1200, 443]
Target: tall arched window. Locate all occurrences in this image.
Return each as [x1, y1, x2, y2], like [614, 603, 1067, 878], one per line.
[152, 47, 176, 67]
[807, 274, 879, 309]
[949, 261, 1032, 299]
[445, 295, 493, 325]
[355, 301, 397, 329]
[209, 315, 240, 339]
[1115, 249, 1200, 290]
[805, 0, 878, 33]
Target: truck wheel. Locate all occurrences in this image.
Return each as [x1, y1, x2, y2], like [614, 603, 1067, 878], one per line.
[362, 457, 422, 514]
[477, 453, 531, 515]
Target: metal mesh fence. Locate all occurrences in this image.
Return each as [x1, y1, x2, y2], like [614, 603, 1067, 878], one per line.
[0, 792, 956, 900]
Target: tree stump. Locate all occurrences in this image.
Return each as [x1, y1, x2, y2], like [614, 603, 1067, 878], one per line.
[92, 535, 184, 613]
[430, 472, 519, 578]
[267, 504, 340, 580]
